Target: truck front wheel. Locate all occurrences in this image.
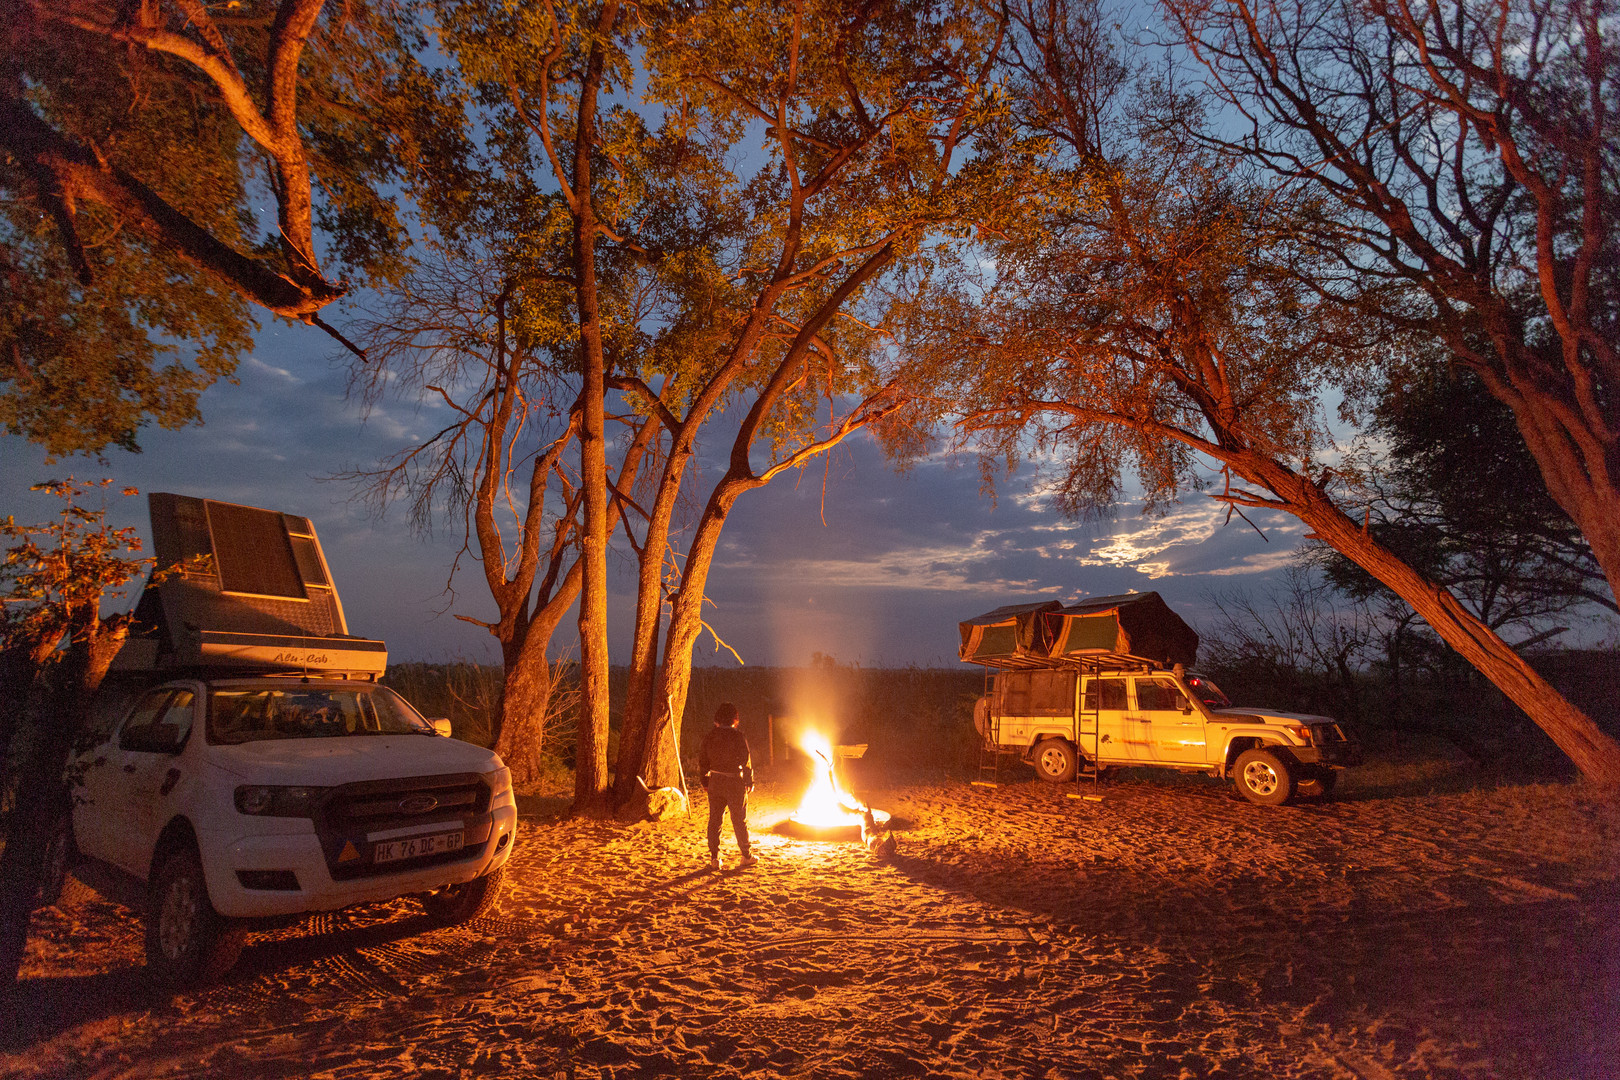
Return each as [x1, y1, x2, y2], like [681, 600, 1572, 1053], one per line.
[1032, 739, 1079, 783]
[1294, 767, 1339, 801]
[146, 848, 245, 986]
[1233, 748, 1295, 806]
[421, 867, 505, 926]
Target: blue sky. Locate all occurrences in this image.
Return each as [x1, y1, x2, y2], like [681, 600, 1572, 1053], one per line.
[2, 317, 1310, 668]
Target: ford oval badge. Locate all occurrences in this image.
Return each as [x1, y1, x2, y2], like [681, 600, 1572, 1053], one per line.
[398, 794, 439, 814]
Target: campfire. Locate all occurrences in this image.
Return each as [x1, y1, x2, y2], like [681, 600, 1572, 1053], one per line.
[777, 731, 891, 843]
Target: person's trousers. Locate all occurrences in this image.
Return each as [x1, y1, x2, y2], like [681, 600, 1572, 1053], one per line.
[706, 776, 750, 856]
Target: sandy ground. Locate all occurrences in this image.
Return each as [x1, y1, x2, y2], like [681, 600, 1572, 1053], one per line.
[3, 752, 1618, 1080]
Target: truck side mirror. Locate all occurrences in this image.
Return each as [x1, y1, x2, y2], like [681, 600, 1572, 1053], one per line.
[429, 717, 453, 737]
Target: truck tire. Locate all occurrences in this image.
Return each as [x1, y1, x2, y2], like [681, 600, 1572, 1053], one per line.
[1234, 748, 1295, 806]
[1295, 768, 1338, 801]
[146, 847, 245, 987]
[421, 866, 505, 926]
[1032, 739, 1079, 783]
[37, 812, 76, 909]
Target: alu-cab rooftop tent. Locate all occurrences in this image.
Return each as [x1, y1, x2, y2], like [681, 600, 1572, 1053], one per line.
[959, 592, 1199, 669]
[113, 493, 386, 677]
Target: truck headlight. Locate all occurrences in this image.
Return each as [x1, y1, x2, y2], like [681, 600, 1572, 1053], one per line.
[1284, 725, 1316, 745]
[484, 766, 513, 800]
[235, 785, 327, 817]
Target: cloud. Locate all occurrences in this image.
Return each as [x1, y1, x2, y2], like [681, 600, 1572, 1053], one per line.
[1071, 503, 1226, 571]
[1203, 549, 1303, 576]
[243, 356, 302, 385]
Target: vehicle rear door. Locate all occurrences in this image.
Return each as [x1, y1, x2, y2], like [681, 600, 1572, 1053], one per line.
[1132, 676, 1207, 763]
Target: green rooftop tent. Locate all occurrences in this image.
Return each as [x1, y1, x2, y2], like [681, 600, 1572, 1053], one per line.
[957, 600, 1062, 667]
[1039, 592, 1198, 668]
[959, 591, 1199, 669]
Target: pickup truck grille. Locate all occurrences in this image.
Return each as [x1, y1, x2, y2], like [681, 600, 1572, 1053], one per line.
[316, 773, 492, 880]
[322, 773, 489, 830]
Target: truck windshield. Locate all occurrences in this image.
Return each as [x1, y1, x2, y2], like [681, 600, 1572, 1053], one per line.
[1184, 674, 1232, 709]
[208, 686, 434, 744]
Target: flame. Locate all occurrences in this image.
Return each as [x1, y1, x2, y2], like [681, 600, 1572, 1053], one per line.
[792, 730, 867, 827]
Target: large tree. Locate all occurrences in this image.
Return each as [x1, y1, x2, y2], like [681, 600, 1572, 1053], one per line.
[3, 0, 466, 454]
[345, 249, 660, 789]
[429, 0, 1015, 806]
[608, 0, 1014, 797]
[938, 0, 1620, 785]
[1165, 0, 1620, 617]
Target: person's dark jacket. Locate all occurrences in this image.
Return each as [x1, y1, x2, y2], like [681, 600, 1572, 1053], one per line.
[699, 724, 754, 788]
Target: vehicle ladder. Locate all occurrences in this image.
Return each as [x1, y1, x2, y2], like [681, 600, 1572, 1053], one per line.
[1073, 659, 1103, 797]
[974, 669, 1013, 787]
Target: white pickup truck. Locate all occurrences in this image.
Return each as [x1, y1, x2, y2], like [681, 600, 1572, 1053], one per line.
[44, 675, 517, 985]
[974, 665, 1361, 804]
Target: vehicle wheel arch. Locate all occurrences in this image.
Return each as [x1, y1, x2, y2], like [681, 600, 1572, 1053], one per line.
[1221, 735, 1288, 776]
[1021, 733, 1076, 758]
[148, 816, 202, 881]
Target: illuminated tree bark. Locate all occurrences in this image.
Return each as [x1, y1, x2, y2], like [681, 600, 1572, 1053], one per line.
[567, 0, 622, 817]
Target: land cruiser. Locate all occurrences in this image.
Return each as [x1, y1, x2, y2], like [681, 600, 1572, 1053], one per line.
[961, 593, 1360, 805]
[41, 494, 517, 985]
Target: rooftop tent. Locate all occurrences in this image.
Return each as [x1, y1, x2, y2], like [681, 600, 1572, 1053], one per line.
[958, 601, 1063, 667]
[1037, 591, 1198, 668]
[115, 493, 386, 677]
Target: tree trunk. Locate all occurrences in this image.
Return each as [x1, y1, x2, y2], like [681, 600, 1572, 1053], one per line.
[0, 679, 65, 989]
[641, 481, 751, 789]
[495, 648, 554, 789]
[568, 0, 622, 819]
[612, 439, 693, 805]
[1249, 454, 1620, 787]
[0, 626, 126, 988]
[1496, 376, 1620, 611]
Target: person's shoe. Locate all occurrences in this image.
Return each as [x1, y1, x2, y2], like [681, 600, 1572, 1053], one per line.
[738, 853, 758, 868]
[707, 855, 721, 871]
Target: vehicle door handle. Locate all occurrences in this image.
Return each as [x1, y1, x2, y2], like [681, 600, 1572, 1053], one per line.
[123, 763, 137, 773]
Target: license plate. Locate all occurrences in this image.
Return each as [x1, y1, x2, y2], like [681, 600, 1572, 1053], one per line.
[374, 830, 464, 864]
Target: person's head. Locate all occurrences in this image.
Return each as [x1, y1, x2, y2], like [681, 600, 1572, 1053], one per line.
[714, 702, 740, 727]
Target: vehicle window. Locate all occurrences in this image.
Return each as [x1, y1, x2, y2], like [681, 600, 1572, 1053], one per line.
[1184, 673, 1232, 709]
[1083, 678, 1128, 711]
[1135, 678, 1187, 712]
[208, 686, 432, 744]
[120, 689, 195, 753]
[998, 670, 1077, 715]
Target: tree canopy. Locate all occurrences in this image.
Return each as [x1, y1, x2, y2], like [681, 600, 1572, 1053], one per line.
[2, 0, 469, 455]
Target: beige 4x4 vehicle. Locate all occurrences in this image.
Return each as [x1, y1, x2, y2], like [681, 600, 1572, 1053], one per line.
[960, 593, 1360, 805]
[974, 665, 1360, 804]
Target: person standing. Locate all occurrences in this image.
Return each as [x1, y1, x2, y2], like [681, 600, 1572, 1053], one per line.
[699, 702, 756, 871]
